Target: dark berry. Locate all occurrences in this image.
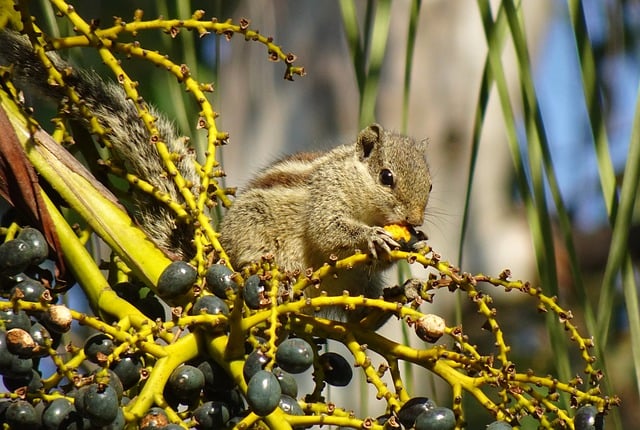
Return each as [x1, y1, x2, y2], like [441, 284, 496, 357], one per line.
[278, 394, 304, 416]
[76, 383, 119, 426]
[166, 364, 205, 404]
[84, 333, 115, 364]
[574, 404, 603, 430]
[414, 406, 455, 430]
[193, 401, 231, 429]
[157, 261, 197, 299]
[0, 239, 32, 275]
[243, 349, 269, 383]
[3, 368, 42, 392]
[191, 294, 229, 317]
[5, 399, 40, 427]
[319, 352, 352, 386]
[42, 398, 82, 430]
[0, 308, 31, 330]
[111, 355, 142, 390]
[273, 367, 298, 398]
[243, 274, 267, 309]
[275, 338, 314, 374]
[10, 279, 47, 302]
[29, 322, 52, 356]
[397, 397, 436, 428]
[17, 227, 49, 265]
[205, 264, 239, 298]
[91, 369, 124, 401]
[246, 370, 281, 417]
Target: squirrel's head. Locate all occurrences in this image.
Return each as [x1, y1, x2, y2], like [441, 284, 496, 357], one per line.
[356, 123, 431, 227]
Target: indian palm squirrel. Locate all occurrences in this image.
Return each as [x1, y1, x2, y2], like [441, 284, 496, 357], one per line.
[0, 30, 432, 323]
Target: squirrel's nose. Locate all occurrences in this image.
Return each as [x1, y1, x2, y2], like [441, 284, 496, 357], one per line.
[406, 211, 424, 227]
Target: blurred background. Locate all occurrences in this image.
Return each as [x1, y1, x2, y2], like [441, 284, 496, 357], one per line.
[13, 0, 640, 428]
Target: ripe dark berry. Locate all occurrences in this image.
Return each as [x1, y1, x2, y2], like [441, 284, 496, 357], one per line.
[111, 355, 142, 390]
[243, 274, 267, 309]
[84, 333, 115, 364]
[76, 383, 119, 427]
[5, 399, 40, 427]
[91, 369, 124, 401]
[10, 279, 47, 302]
[157, 261, 197, 299]
[42, 398, 82, 430]
[319, 352, 353, 387]
[246, 370, 281, 416]
[574, 404, 602, 430]
[278, 394, 304, 416]
[193, 401, 231, 429]
[0, 308, 31, 330]
[166, 364, 205, 404]
[275, 338, 314, 374]
[397, 397, 436, 428]
[273, 367, 298, 398]
[205, 264, 239, 298]
[17, 227, 49, 265]
[243, 349, 269, 383]
[3, 368, 42, 392]
[191, 294, 229, 317]
[29, 322, 52, 356]
[0, 239, 32, 275]
[414, 406, 455, 430]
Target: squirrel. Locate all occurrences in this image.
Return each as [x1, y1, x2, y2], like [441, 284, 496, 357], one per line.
[219, 123, 432, 322]
[0, 30, 432, 324]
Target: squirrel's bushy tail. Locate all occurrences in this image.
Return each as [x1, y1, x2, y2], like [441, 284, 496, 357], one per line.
[0, 30, 199, 259]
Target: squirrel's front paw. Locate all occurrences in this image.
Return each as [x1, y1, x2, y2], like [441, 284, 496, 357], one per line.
[366, 226, 401, 259]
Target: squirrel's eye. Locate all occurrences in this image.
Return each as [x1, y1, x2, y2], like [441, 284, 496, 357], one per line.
[379, 169, 394, 187]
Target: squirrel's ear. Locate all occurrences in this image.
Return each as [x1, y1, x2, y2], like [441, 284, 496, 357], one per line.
[357, 123, 382, 158]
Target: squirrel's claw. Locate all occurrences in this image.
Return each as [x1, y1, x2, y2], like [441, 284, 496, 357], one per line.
[368, 227, 401, 259]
